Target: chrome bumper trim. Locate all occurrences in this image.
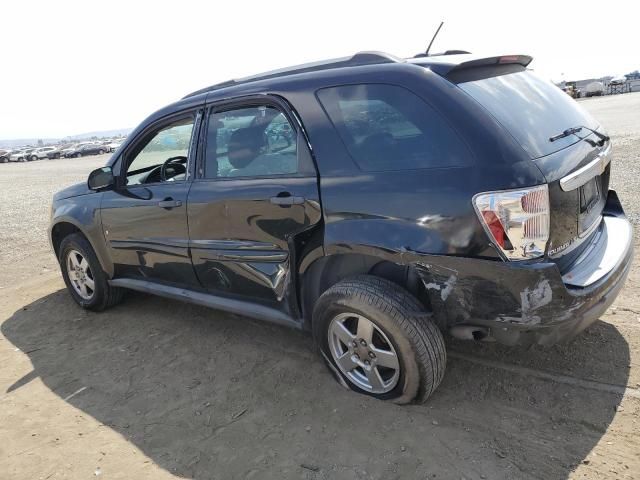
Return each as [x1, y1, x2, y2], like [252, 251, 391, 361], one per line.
[562, 215, 632, 288]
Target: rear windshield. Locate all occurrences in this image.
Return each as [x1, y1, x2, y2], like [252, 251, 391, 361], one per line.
[458, 70, 599, 159]
[317, 84, 472, 171]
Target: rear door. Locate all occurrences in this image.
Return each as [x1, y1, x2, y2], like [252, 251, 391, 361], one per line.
[100, 109, 202, 286]
[187, 96, 321, 315]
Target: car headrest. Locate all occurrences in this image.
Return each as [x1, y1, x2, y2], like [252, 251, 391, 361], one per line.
[228, 127, 264, 152]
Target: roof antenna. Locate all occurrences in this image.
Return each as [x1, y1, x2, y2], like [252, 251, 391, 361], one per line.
[425, 21, 444, 56]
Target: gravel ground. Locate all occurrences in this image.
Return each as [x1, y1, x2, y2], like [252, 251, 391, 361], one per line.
[0, 94, 639, 479]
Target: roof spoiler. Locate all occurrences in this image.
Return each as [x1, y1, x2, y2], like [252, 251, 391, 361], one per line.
[425, 54, 533, 79]
[450, 55, 533, 71]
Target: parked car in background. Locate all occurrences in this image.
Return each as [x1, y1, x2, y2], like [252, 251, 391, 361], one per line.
[50, 51, 631, 404]
[46, 144, 73, 159]
[0, 149, 11, 163]
[107, 140, 123, 152]
[98, 140, 114, 152]
[65, 143, 107, 158]
[9, 150, 25, 162]
[10, 148, 35, 162]
[29, 147, 57, 161]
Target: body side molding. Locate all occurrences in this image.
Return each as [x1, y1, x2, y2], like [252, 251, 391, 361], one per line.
[109, 278, 302, 329]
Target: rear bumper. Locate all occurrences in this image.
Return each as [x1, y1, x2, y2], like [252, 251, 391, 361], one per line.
[415, 190, 632, 346]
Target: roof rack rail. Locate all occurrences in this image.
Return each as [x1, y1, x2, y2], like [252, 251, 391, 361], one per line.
[182, 51, 402, 99]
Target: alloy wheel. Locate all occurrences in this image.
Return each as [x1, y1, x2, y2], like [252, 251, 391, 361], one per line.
[328, 313, 400, 394]
[66, 249, 95, 300]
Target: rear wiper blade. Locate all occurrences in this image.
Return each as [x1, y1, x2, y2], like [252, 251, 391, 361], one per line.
[549, 125, 610, 146]
[549, 127, 582, 142]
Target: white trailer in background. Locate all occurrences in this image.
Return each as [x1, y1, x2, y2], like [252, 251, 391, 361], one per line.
[585, 81, 605, 97]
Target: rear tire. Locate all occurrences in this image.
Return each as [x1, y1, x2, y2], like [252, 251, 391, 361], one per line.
[313, 275, 446, 404]
[30, 155, 38, 161]
[59, 233, 124, 311]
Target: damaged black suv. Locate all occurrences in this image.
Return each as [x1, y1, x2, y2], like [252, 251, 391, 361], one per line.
[50, 52, 632, 403]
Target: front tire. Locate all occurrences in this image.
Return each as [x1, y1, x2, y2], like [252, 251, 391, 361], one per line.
[59, 233, 124, 311]
[30, 155, 38, 161]
[313, 275, 446, 404]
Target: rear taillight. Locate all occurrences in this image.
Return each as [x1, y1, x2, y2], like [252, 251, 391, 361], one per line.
[473, 185, 550, 260]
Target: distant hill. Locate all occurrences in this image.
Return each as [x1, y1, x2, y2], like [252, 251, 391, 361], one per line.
[0, 138, 59, 149]
[66, 128, 132, 141]
[0, 128, 132, 149]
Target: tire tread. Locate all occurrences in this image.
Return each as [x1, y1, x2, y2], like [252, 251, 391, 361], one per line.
[315, 275, 446, 403]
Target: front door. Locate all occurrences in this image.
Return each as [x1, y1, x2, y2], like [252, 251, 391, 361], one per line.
[101, 111, 201, 287]
[187, 99, 321, 314]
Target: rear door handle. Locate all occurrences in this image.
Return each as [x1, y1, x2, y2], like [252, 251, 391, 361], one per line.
[157, 198, 182, 209]
[270, 194, 305, 206]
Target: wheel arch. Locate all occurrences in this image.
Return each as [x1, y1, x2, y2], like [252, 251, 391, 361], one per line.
[50, 219, 113, 277]
[300, 253, 431, 330]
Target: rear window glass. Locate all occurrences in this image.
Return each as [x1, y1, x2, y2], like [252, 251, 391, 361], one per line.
[458, 70, 600, 159]
[317, 84, 471, 171]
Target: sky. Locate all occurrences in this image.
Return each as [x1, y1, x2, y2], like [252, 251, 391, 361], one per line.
[2, 0, 638, 139]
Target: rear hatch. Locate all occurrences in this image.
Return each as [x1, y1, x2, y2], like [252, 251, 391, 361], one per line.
[435, 58, 610, 274]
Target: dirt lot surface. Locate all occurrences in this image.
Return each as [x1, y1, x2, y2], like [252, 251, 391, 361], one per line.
[1, 94, 639, 479]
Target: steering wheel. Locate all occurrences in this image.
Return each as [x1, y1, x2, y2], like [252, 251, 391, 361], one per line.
[160, 156, 187, 182]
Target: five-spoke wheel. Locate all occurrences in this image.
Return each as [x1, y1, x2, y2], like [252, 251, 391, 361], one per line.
[59, 233, 124, 310]
[66, 249, 95, 300]
[328, 313, 400, 393]
[314, 275, 446, 404]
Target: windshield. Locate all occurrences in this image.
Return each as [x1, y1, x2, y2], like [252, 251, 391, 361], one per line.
[458, 70, 600, 159]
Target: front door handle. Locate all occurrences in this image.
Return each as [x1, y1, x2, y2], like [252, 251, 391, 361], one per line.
[270, 194, 305, 206]
[157, 198, 182, 209]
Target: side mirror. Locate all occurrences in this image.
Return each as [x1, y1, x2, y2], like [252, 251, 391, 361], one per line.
[88, 166, 115, 191]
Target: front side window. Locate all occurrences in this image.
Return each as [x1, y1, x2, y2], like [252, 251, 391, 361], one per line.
[125, 117, 194, 186]
[317, 84, 471, 171]
[204, 105, 297, 179]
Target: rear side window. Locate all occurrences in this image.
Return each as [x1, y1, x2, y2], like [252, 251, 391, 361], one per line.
[204, 105, 298, 179]
[317, 84, 471, 171]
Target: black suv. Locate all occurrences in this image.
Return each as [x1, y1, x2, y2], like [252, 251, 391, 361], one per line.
[49, 52, 632, 403]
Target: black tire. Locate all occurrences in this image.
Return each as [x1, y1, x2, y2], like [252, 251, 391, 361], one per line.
[59, 233, 124, 311]
[30, 155, 38, 161]
[75, 152, 81, 158]
[0, 157, 7, 163]
[98, 149, 105, 155]
[313, 275, 446, 404]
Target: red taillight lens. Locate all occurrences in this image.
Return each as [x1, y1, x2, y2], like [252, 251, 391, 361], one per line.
[481, 210, 506, 248]
[474, 185, 550, 261]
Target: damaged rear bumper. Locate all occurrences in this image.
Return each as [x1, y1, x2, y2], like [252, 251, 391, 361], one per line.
[413, 192, 633, 347]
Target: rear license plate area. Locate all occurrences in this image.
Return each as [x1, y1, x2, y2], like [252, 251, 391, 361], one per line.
[578, 176, 604, 234]
[580, 177, 600, 213]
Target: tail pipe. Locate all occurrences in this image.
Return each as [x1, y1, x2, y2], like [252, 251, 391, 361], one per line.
[449, 325, 492, 342]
